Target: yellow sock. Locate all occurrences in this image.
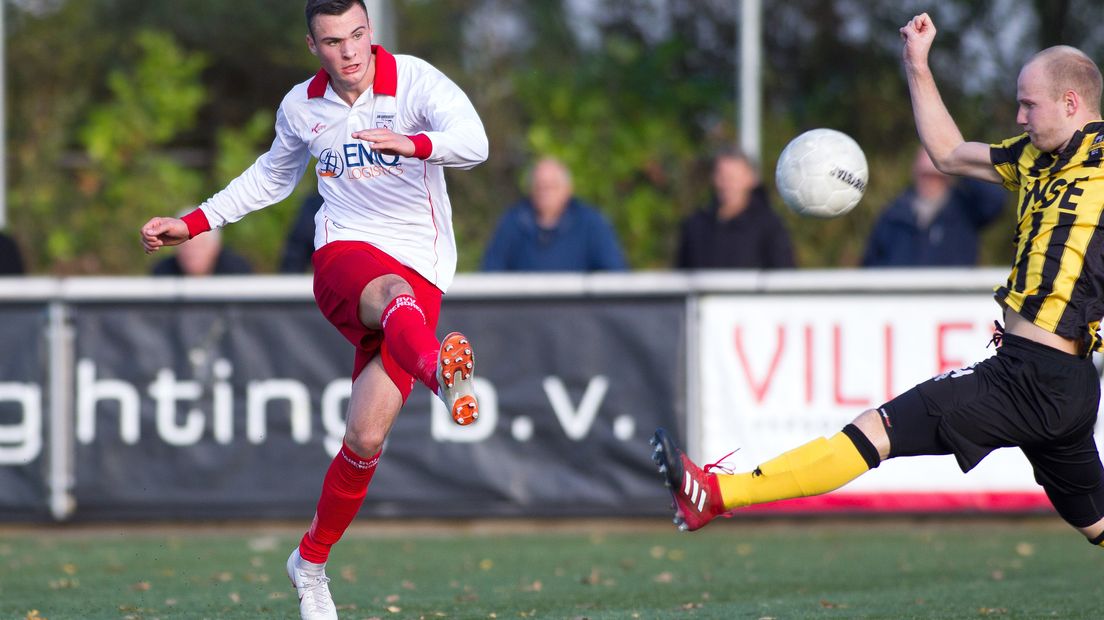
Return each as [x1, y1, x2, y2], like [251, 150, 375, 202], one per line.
[716, 432, 870, 510]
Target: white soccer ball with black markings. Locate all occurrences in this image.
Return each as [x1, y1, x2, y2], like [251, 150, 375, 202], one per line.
[775, 128, 868, 218]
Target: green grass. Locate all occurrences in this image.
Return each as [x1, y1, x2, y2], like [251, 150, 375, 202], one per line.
[3, 518, 1104, 619]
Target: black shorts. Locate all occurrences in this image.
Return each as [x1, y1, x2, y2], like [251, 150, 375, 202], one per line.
[879, 332, 1102, 497]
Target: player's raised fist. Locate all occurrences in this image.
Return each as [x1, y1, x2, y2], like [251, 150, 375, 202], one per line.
[900, 13, 936, 68]
[140, 217, 189, 253]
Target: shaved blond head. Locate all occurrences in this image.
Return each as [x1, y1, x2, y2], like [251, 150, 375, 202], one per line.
[1029, 45, 1102, 116]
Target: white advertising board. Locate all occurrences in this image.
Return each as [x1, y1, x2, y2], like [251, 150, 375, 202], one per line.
[697, 294, 1104, 512]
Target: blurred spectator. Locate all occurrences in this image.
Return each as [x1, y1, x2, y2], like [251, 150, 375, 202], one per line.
[675, 147, 795, 269]
[151, 226, 252, 276]
[862, 146, 1006, 267]
[481, 156, 627, 271]
[0, 231, 26, 275]
[279, 191, 324, 273]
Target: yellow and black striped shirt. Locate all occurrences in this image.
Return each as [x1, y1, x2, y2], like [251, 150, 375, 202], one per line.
[991, 120, 1104, 353]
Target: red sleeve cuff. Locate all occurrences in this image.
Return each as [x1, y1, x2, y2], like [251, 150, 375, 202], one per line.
[408, 133, 433, 160]
[181, 208, 211, 239]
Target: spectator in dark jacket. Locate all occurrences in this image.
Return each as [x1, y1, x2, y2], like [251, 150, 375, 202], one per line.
[862, 147, 1006, 267]
[0, 231, 26, 275]
[481, 156, 627, 272]
[676, 148, 795, 269]
[279, 191, 324, 273]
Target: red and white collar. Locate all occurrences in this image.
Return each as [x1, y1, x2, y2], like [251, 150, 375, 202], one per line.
[307, 45, 397, 99]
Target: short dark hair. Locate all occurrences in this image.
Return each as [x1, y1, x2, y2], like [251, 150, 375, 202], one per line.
[711, 145, 757, 170]
[305, 0, 368, 34]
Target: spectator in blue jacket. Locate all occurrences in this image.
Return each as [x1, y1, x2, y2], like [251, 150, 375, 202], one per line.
[481, 156, 627, 272]
[862, 147, 1007, 267]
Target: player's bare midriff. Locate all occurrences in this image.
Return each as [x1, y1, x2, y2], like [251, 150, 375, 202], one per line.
[1003, 307, 1081, 355]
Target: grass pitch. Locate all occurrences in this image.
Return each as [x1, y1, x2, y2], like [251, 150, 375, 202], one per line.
[3, 517, 1104, 619]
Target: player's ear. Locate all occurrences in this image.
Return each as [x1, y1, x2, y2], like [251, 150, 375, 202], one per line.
[1065, 90, 1079, 117]
[306, 33, 318, 57]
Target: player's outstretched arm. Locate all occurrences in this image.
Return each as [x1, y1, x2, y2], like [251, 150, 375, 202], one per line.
[900, 13, 1001, 183]
[140, 217, 190, 254]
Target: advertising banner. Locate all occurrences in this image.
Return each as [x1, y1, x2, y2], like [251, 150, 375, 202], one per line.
[0, 304, 50, 518]
[697, 294, 1101, 513]
[68, 298, 684, 520]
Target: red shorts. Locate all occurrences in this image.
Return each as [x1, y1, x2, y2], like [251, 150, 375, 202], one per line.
[311, 241, 442, 400]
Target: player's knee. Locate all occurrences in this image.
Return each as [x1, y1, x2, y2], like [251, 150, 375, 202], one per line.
[358, 274, 414, 327]
[1087, 530, 1104, 547]
[366, 274, 413, 303]
[849, 409, 891, 461]
[344, 428, 387, 457]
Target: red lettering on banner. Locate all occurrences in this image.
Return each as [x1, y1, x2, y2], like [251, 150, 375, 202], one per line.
[833, 324, 868, 407]
[937, 322, 973, 374]
[804, 324, 814, 404]
[734, 325, 785, 403]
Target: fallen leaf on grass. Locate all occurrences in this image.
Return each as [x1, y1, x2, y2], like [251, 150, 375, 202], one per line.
[819, 599, 847, 609]
[131, 581, 151, 591]
[978, 608, 1008, 616]
[653, 571, 674, 584]
[521, 580, 542, 592]
[1014, 542, 1035, 557]
[341, 564, 357, 582]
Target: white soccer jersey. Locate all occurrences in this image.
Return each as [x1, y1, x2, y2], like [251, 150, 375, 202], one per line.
[188, 46, 488, 291]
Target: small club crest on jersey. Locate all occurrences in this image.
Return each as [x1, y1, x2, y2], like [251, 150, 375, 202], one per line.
[374, 113, 396, 131]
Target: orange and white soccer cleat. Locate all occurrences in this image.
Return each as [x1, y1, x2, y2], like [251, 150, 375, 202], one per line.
[650, 428, 729, 532]
[437, 331, 478, 425]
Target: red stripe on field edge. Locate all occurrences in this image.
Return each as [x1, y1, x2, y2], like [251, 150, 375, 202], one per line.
[737, 492, 1053, 514]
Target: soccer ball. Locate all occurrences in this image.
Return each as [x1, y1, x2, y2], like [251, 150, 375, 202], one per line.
[775, 128, 868, 218]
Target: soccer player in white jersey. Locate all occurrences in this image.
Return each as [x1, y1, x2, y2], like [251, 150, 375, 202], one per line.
[140, 1, 487, 618]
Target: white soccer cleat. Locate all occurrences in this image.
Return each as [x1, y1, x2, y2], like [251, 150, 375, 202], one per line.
[286, 548, 338, 620]
[437, 331, 478, 425]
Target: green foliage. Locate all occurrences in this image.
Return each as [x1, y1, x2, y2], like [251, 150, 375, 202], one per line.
[215, 111, 316, 273]
[517, 35, 727, 268]
[3, 1, 1094, 273]
[73, 30, 208, 273]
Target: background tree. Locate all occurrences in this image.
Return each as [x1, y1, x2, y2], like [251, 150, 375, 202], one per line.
[5, 0, 1100, 273]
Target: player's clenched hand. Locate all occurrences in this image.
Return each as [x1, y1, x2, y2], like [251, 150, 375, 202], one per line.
[900, 13, 936, 71]
[351, 128, 415, 157]
[140, 217, 189, 253]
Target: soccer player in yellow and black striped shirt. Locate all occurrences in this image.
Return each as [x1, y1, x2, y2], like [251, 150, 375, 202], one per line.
[652, 12, 1104, 550]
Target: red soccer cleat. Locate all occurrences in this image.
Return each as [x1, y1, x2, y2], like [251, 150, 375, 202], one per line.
[650, 428, 729, 531]
[437, 332, 478, 425]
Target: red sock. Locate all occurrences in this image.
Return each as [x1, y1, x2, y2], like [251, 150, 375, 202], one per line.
[380, 294, 440, 394]
[298, 443, 380, 564]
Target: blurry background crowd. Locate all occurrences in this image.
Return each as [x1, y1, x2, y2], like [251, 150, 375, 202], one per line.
[4, 0, 1103, 276]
